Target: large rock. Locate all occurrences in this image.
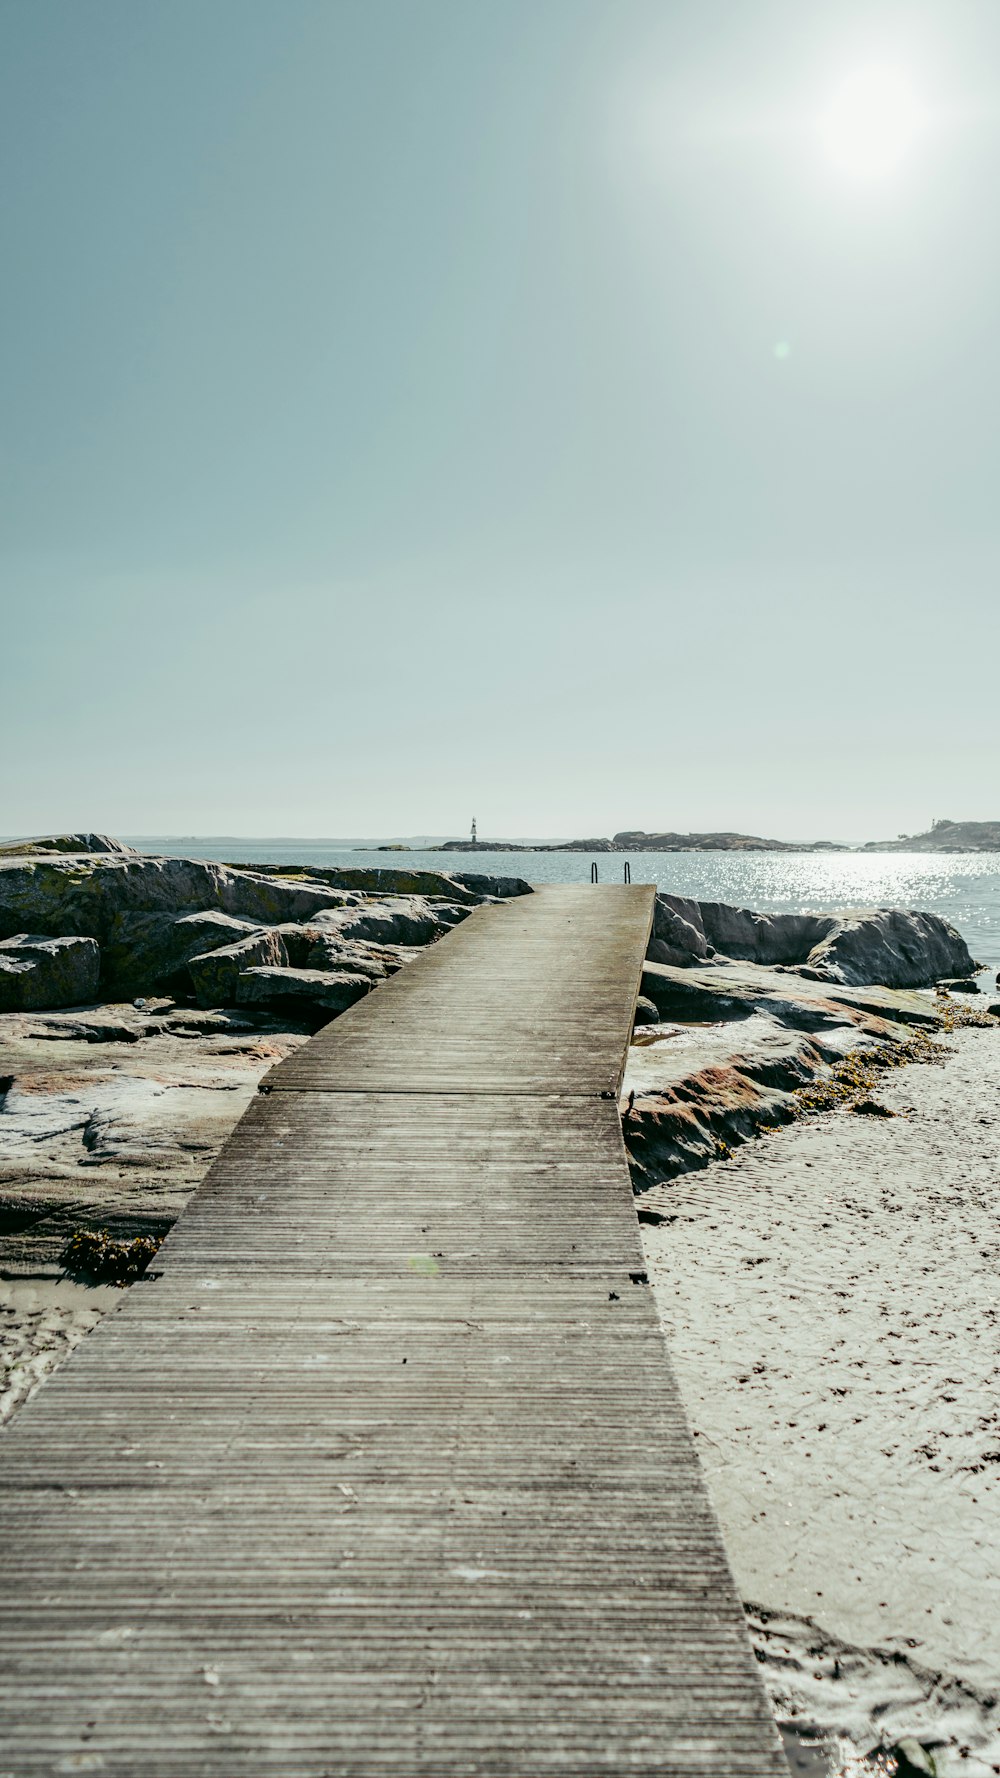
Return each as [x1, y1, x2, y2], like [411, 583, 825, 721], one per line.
[235, 967, 372, 1019]
[187, 930, 289, 1008]
[0, 856, 413, 946]
[648, 897, 710, 968]
[307, 896, 467, 948]
[267, 924, 412, 976]
[101, 910, 268, 998]
[799, 908, 977, 988]
[632, 996, 660, 1027]
[0, 935, 100, 1011]
[171, 909, 264, 949]
[649, 894, 977, 987]
[655, 894, 830, 966]
[0, 854, 530, 997]
[220, 861, 518, 903]
[303, 933, 417, 980]
[624, 1013, 836, 1188]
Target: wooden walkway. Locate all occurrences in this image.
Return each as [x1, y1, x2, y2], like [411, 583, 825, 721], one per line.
[0, 885, 786, 1775]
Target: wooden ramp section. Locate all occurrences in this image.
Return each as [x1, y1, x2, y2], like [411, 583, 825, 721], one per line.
[0, 886, 787, 1776]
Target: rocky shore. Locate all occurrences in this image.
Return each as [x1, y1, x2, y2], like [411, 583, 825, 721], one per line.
[0, 840, 982, 1275]
[623, 893, 989, 1194]
[1, 835, 996, 1774]
[0, 833, 985, 1302]
[0, 838, 530, 1279]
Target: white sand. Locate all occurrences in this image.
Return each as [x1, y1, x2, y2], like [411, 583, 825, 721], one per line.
[641, 1025, 1000, 1776]
[0, 1276, 123, 1424]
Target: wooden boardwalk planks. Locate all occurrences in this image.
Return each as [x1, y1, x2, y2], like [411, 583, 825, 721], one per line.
[266, 886, 652, 1097]
[0, 885, 787, 1775]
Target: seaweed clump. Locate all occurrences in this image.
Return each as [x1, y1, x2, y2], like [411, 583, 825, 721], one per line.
[793, 1029, 945, 1118]
[933, 985, 999, 1032]
[793, 993, 1000, 1117]
[62, 1227, 162, 1287]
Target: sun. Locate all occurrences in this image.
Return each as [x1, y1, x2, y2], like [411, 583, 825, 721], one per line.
[821, 67, 924, 179]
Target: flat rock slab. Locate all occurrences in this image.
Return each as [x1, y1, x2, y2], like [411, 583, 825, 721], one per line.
[0, 1009, 307, 1274]
[0, 885, 787, 1775]
[641, 958, 947, 1033]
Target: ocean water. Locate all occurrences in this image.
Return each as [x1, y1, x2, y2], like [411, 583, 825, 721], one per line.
[128, 840, 1000, 975]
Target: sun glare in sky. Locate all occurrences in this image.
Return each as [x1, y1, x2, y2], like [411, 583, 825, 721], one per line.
[821, 67, 925, 178]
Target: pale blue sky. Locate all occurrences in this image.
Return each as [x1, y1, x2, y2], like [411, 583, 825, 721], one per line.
[3, 0, 998, 841]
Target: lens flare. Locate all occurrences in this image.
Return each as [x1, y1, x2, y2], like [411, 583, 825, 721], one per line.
[821, 68, 924, 178]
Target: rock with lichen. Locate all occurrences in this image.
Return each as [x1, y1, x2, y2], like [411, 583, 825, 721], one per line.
[235, 965, 373, 1018]
[187, 930, 289, 1008]
[0, 833, 137, 857]
[648, 894, 977, 988]
[0, 935, 100, 1011]
[0, 849, 529, 1002]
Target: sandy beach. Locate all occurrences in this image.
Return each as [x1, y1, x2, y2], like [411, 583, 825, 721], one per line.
[640, 1024, 1000, 1776]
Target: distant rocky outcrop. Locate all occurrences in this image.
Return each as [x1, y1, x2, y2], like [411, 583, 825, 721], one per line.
[862, 819, 1000, 853]
[439, 832, 845, 853]
[439, 838, 620, 853]
[615, 829, 855, 852]
[614, 829, 797, 852]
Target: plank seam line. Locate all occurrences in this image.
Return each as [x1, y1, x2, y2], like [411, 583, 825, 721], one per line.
[262, 1087, 624, 1098]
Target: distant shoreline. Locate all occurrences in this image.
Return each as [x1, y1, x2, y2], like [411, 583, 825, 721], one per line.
[8, 824, 998, 858]
[385, 827, 1000, 856]
[421, 820, 1000, 855]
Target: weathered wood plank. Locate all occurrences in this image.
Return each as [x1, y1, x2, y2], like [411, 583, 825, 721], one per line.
[265, 884, 655, 1096]
[0, 885, 787, 1774]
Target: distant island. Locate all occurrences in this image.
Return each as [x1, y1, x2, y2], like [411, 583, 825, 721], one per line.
[376, 819, 1000, 855]
[433, 830, 849, 853]
[860, 819, 1000, 853]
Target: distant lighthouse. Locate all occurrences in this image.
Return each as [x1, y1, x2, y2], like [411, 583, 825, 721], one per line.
[471, 817, 477, 846]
